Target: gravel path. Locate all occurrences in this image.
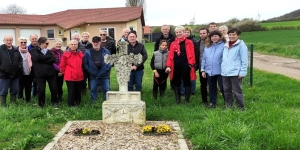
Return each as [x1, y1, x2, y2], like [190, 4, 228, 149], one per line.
[253, 52, 300, 80]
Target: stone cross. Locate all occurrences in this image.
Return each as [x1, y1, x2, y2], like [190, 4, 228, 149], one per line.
[104, 41, 143, 92]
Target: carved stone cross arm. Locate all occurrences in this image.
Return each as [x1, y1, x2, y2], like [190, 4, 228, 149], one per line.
[104, 54, 118, 65]
[128, 53, 143, 66]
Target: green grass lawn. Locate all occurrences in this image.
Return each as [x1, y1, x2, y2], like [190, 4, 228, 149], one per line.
[261, 20, 300, 28]
[240, 30, 300, 59]
[1, 43, 300, 149]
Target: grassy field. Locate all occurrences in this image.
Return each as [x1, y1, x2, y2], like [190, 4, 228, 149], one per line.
[261, 20, 300, 28]
[240, 29, 300, 59]
[194, 29, 300, 59]
[1, 43, 300, 149]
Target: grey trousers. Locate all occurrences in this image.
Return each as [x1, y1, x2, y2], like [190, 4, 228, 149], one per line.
[222, 76, 245, 108]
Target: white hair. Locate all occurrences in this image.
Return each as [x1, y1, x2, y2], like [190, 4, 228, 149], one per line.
[72, 33, 80, 39]
[18, 37, 27, 42]
[68, 40, 78, 45]
[99, 30, 107, 34]
[219, 25, 228, 31]
[54, 38, 62, 44]
[161, 24, 170, 30]
[122, 28, 130, 33]
[81, 32, 90, 36]
[174, 26, 185, 32]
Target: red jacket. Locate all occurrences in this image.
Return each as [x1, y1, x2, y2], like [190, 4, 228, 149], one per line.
[166, 39, 196, 81]
[60, 50, 84, 81]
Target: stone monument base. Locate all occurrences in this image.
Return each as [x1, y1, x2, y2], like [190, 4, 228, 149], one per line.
[102, 91, 146, 124]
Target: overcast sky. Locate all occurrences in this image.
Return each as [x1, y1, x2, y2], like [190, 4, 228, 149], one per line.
[1, 0, 299, 26]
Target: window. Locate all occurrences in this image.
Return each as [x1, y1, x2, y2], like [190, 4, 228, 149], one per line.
[58, 29, 63, 35]
[47, 29, 54, 39]
[99, 27, 115, 39]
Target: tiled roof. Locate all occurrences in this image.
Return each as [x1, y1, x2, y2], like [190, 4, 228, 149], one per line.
[143, 26, 150, 34]
[0, 7, 144, 29]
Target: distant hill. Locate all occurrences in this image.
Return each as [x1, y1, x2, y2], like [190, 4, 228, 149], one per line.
[262, 9, 300, 22]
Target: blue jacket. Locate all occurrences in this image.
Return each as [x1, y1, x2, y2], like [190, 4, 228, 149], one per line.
[83, 48, 112, 79]
[221, 39, 248, 77]
[201, 41, 225, 76]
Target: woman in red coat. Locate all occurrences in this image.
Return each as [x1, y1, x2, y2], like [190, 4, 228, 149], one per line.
[166, 26, 196, 104]
[60, 40, 84, 107]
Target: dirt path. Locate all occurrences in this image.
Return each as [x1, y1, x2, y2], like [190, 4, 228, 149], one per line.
[253, 52, 300, 80]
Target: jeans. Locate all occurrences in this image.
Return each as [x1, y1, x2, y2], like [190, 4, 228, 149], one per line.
[90, 78, 109, 101]
[207, 74, 224, 105]
[0, 78, 19, 96]
[180, 80, 196, 95]
[128, 69, 144, 91]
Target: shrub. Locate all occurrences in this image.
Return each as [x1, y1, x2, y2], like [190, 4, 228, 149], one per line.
[232, 19, 267, 32]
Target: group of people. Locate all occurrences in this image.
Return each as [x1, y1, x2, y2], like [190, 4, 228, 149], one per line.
[151, 23, 248, 110]
[0, 28, 148, 108]
[0, 23, 248, 110]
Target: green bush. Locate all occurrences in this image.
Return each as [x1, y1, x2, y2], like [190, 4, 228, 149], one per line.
[232, 19, 267, 32]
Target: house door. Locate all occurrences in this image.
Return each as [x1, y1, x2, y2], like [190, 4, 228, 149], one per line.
[70, 28, 81, 40]
[20, 29, 41, 45]
[0, 29, 15, 45]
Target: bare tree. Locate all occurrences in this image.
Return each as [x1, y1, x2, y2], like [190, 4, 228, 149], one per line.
[0, 3, 27, 14]
[125, 0, 146, 17]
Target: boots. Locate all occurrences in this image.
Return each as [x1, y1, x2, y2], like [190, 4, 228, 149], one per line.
[184, 86, 191, 103]
[152, 91, 158, 100]
[174, 86, 181, 104]
[160, 90, 165, 97]
[0, 95, 7, 107]
[58, 94, 62, 102]
[10, 95, 17, 104]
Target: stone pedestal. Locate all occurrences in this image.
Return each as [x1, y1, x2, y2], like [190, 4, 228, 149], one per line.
[102, 91, 146, 124]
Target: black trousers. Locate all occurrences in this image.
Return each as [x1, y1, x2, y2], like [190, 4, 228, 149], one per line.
[55, 71, 64, 97]
[81, 70, 90, 89]
[66, 81, 82, 107]
[199, 70, 208, 103]
[18, 74, 34, 101]
[171, 65, 191, 87]
[36, 75, 58, 107]
[153, 69, 168, 92]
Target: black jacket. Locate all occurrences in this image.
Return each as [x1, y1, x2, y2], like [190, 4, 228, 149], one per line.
[187, 36, 198, 71]
[31, 47, 56, 78]
[127, 41, 148, 71]
[0, 44, 22, 78]
[103, 37, 116, 55]
[154, 33, 175, 51]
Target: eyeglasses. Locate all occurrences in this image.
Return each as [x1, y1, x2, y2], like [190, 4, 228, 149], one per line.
[45, 43, 49, 45]
[70, 44, 77, 46]
[100, 34, 106, 36]
[20, 42, 27, 44]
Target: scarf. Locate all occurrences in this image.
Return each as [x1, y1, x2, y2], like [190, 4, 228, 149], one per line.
[173, 36, 186, 56]
[18, 47, 32, 73]
[229, 40, 237, 48]
[41, 48, 48, 55]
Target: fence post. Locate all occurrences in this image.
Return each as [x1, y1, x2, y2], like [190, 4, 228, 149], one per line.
[250, 44, 253, 86]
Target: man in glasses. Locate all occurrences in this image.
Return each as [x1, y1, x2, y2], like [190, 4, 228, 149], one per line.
[99, 30, 116, 55]
[0, 35, 22, 106]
